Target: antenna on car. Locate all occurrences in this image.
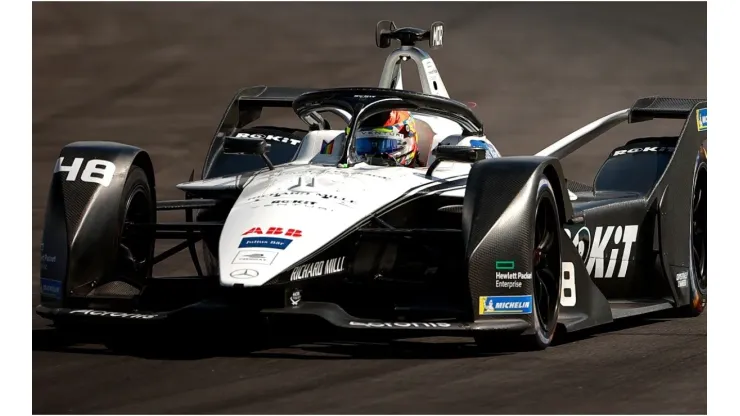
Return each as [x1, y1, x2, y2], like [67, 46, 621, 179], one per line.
[376, 21, 449, 98]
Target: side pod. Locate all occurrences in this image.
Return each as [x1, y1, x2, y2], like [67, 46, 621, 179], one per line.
[39, 141, 155, 306]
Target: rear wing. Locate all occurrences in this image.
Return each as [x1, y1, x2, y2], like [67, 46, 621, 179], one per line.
[628, 96, 706, 123]
[536, 95, 706, 159]
[221, 85, 316, 132]
[202, 86, 316, 179]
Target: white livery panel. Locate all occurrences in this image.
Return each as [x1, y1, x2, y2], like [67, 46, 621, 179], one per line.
[217, 162, 476, 287]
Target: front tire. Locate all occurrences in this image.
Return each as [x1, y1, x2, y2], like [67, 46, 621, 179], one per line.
[87, 165, 155, 298]
[475, 176, 562, 351]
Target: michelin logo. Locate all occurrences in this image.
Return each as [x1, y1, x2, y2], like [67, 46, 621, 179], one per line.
[697, 108, 707, 131]
[479, 295, 533, 315]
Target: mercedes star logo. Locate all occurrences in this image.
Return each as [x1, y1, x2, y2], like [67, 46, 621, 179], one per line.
[230, 269, 260, 278]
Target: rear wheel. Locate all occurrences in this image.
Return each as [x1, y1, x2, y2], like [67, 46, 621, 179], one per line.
[678, 159, 707, 316]
[475, 176, 562, 351]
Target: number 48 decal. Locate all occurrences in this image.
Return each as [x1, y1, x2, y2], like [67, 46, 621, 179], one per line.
[54, 157, 116, 187]
[561, 261, 576, 307]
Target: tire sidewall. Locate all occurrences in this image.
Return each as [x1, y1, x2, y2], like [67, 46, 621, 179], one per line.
[687, 159, 707, 314]
[117, 166, 155, 279]
[530, 176, 562, 348]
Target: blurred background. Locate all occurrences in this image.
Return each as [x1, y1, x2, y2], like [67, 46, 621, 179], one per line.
[33, 2, 706, 414]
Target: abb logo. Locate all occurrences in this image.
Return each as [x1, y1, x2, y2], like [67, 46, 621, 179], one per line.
[242, 227, 303, 237]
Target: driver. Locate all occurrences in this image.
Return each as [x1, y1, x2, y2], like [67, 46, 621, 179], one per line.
[354, 110, 419, 167]
[319, 110, 420, 166]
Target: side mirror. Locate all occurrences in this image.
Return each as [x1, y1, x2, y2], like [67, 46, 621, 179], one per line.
[223, 136, 275, 170]
[425, 145, 485, 177]
[223, 136, 269, 155]
[375, 20, 396, 49]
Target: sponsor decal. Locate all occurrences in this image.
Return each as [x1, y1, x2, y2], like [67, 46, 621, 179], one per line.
[232, 249, 278, 265]
[40, 249, 57, 271]
[244, 191, 356, 206]
[289, 289, 302, 306]
[239, 237, 292, 250]
[349, 321, 453, 328]
[495, 260, 514, 270]
[40, 278, 62, 299]
[69, 309, 158, 319]
[612, 146, 675, 157]
[271, 199, 318, 207]
[239, 227, 302, 249]
[479, 295, 533, 315]
[230, 269, 259, 279]
[357, 129, 403, 139]
[291, 256, 346, 281]
[235, 132, 301, 146]
[676, 271, 689, 288]
[243, 227, 303, 237]
[696, 108, 707, 131]
[54, 157, 116, 187]
[323, 170, 392, 181]
[564, 225, 638, 278]
[494, 260, 532, 289]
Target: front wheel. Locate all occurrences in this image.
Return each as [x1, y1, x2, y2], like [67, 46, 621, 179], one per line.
[475, 176, 562, 351]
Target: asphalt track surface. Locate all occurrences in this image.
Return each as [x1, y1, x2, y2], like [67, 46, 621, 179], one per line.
[32, 2, 707, 414]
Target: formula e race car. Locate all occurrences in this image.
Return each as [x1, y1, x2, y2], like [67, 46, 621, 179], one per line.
[36, 21, 707, 351]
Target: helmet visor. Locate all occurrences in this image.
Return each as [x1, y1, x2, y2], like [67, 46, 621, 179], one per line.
[355, 128, 403, 156]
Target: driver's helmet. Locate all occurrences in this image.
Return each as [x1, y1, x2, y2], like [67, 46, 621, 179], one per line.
[354, 110, 419, 167]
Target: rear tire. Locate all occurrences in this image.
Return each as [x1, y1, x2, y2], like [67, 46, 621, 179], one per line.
[475, 176, 562, 351]
[677, 157, 707, 317]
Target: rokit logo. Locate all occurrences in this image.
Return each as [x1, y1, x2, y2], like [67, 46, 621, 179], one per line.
[612, 146, 674, 157]
[565, 225, 639, 278]
[272, 200, 317, 206]
[235, 132, 301, 146]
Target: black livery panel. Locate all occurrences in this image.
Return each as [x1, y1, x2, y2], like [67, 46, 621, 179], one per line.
[564, 101, 707, 309]
[39, 141, 155, 305]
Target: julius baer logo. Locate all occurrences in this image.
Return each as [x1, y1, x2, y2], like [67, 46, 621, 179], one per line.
[238, 226, 303, 250]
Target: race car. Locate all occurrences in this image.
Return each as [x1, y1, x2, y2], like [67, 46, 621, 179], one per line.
[36, 21, 707, 351]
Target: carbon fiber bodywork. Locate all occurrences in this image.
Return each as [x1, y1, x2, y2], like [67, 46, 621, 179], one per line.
[40, 142, 155, 306]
